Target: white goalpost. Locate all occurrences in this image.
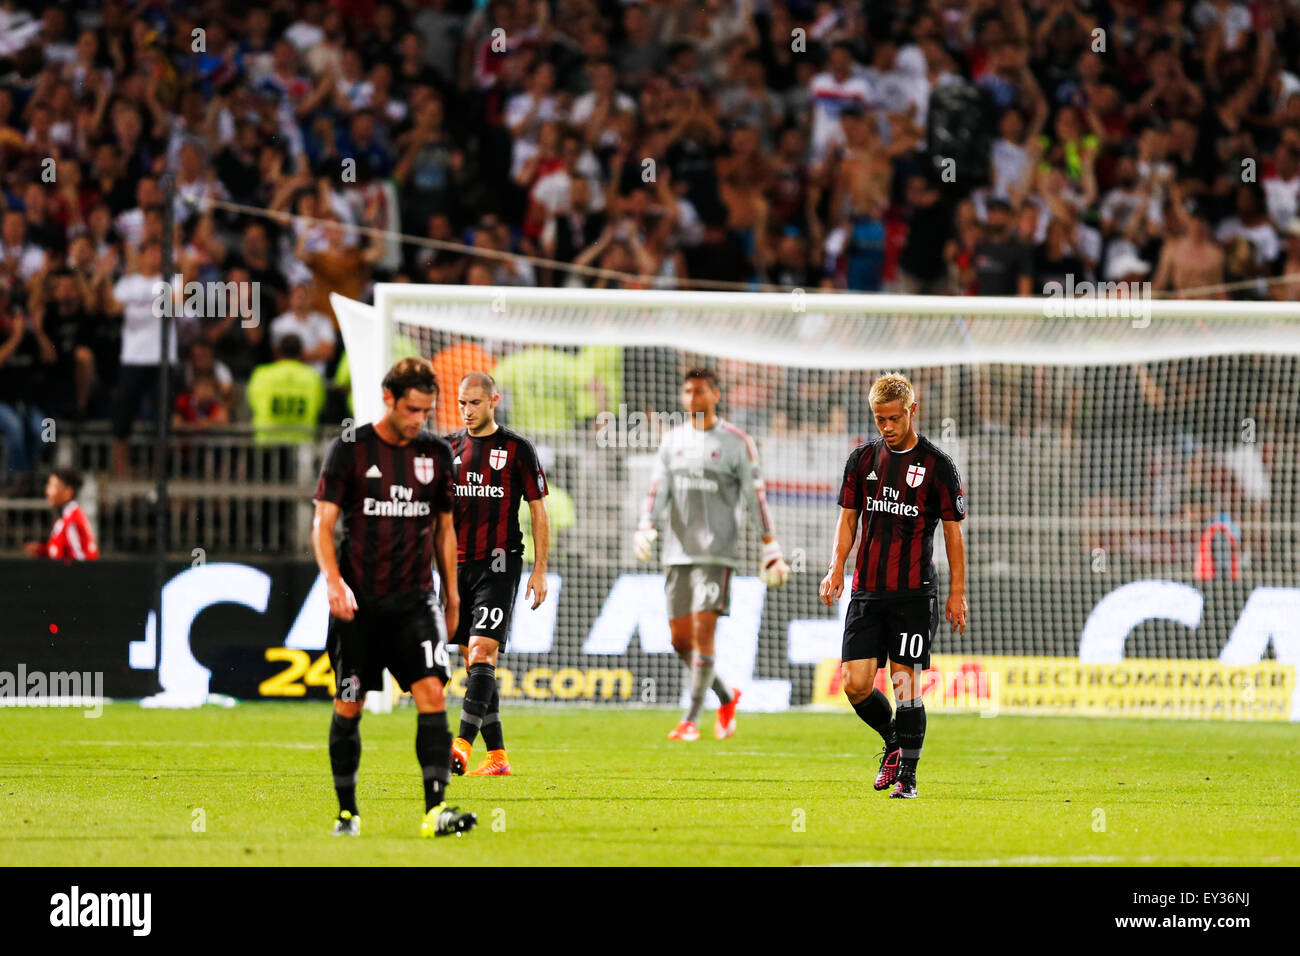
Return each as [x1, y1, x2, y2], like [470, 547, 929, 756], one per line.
[333, 285, 1300, 721]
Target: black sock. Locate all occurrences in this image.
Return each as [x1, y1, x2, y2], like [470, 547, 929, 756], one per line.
[416, 711, 452, 812]
[329, 712, 361, 815]
[896, 697, 926, 775]
[851, 689, 898, 749]
[457, 662, 495, 746]
[480, 684, 505, 751]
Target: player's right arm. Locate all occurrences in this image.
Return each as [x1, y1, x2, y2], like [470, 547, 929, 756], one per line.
[312, 436, 358, 620]
[634, 434, 672, 562]
[820, 445, 865, 606]
[313, 500, 358, 621]
[819, 507, 859, 606]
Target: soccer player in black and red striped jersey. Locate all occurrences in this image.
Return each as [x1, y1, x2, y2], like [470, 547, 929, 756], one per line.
[445, 370, 549, 777]
[312, 357, 476, 838]
[819, 373, 968, 799]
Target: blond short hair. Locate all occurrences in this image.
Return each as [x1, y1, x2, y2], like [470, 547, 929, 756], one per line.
[869, 373, 915, 409]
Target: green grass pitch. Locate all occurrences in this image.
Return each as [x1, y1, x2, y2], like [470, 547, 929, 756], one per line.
[3, 703, 1298, 866]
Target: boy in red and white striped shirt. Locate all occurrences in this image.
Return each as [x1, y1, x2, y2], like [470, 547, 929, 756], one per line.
[24, 467, 98, 562]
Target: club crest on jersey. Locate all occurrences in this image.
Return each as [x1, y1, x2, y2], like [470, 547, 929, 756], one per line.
[489, 448, 508, 470]
[413, 456, 435, 485]
[906, 464, 926, 488]
[710, 447, 722, 461]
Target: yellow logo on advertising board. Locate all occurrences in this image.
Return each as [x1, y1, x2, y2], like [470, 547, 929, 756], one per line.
[258, 651, 636, 702]
[812, 655, 1295, 721]
[448, 666, 634, 701]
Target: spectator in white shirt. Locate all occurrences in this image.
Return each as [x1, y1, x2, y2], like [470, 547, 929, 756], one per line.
[568, 58, 636, 150]
[114, 176, 164, 248]
[808, 41, 876, 163]
[270, 281, 337, 376]
[506, 60, 563, 162]
[102, 239, 185, 477]
[333, 48, 374, 114]
[1215, 183, 1281, 269]
[1263, 144, 1300, 232]
[0, 210, 46, 282]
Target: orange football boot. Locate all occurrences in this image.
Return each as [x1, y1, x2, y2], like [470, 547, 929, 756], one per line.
[450, 737, 472, 776]
[467, 749, 512, 776]
[667, 720, 700, 741]
[714, 687, 742, 739]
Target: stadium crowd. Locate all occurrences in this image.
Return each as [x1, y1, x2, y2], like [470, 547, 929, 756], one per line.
[2, 0, 1300, 492]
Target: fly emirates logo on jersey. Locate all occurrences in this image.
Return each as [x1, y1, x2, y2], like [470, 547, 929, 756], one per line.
[672, 445, 721, 494]
[457, 469, 506, 499]
[363, 484, 432, 517]
[864, 482, 921, 517]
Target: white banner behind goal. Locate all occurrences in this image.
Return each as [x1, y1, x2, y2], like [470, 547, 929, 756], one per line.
[332, 286, 1300, 721]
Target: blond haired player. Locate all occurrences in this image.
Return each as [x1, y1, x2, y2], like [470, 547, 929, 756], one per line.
[819, 374, 968, 798]
[636, 367, 791, 741]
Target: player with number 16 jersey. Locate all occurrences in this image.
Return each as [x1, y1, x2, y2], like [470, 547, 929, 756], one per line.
[312, 357, 475, 839]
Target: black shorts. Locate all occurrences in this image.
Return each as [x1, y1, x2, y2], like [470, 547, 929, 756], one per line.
[842, 593, 940, 668]
[111, 364, 160, 440]
[453, 554, 523, 647]
[327, 589, 451, 700]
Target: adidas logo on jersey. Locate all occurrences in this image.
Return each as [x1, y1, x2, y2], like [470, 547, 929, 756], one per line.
[866, 470, 878, 481]
[365, 465, 382, 479]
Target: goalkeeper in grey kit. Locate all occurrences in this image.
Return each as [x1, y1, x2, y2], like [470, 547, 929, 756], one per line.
[634, 368, 791, 741]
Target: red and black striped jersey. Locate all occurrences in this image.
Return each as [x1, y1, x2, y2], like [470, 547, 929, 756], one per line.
[838, 435, 965, 597]
[313, 424, 455, 596]
[445, 425, 547, 562]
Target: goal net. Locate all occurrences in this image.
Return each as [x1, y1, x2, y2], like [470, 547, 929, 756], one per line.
[333, 285, 1300, 721]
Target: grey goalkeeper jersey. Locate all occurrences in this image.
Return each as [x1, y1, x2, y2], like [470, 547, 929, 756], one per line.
[642, 420, 775, 568]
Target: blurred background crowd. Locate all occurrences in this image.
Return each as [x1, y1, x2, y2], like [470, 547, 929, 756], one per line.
[2, 0, 1300, 503]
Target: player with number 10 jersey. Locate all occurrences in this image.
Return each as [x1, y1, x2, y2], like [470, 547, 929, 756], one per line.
[820, 373, 968, 801]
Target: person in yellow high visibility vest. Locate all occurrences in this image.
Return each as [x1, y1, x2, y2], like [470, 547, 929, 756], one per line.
[246, 333, 326, 445]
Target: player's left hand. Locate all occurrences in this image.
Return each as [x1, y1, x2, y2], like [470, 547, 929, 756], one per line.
[946, 591, 968, 634]
[23, 541, 44, 558]
[526, 566, 548, 609]
[760, 540, 790, 588]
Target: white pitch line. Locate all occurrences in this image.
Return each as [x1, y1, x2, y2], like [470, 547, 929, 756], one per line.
[65, 740, 321, 749]
[821, 855, 1132, 867]
[523, 747, 862, 759]
[819, 855, 1290, 867]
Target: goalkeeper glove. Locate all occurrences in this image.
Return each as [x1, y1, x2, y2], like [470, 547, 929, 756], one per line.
[633, 522, 658, 562]
[760, 540, 790, 587]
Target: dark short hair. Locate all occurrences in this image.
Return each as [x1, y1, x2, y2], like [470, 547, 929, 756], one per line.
[383, 356, 438, 400]
[52, 467, 84, 495]
[277, 333, 304, 359]
[684, 367, 720, 390]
